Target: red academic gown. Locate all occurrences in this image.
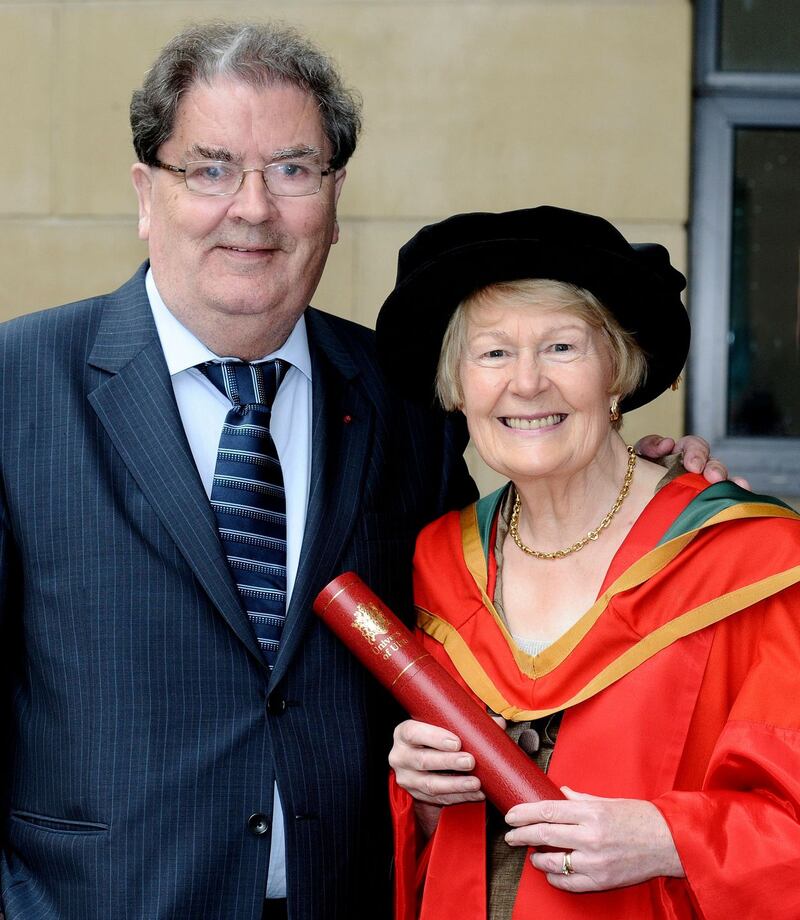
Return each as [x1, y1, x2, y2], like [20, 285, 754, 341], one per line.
[391, 475, 800, 919]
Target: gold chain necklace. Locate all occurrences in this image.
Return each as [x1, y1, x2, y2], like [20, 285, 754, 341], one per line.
[509, 445, 637, 560]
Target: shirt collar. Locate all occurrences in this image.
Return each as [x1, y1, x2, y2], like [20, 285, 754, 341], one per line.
[145, 267, 312, 379]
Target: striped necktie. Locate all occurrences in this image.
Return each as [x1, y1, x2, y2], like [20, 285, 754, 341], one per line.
[201, 359, 289, 669]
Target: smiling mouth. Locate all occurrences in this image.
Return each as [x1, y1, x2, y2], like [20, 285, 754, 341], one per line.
[218, 244, 278, 254]
[501, 414, 567, 430]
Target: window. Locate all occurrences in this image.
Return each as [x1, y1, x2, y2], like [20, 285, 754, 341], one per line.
[691, 1, 800, 495]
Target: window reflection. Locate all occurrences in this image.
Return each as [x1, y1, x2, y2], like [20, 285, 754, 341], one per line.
[728, 128, 800, 437]
[720, 0, 800, 73]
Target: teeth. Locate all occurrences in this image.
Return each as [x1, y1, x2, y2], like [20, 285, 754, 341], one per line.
[503, 414, 565, 430]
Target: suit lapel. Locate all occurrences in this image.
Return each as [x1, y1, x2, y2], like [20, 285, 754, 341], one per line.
[87, 266, 264, 665]
[270, 309, 374, 686]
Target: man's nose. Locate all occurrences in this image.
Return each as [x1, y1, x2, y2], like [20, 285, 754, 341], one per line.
[226, 169, 280, 223]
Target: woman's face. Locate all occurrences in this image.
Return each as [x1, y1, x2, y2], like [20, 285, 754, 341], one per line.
[458, 293, 616, 485]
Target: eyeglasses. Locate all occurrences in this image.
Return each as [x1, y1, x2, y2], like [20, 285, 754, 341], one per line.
[154, 159, 334, 198]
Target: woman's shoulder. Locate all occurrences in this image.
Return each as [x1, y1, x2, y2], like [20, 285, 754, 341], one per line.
[656, 474, 800, 545]
[414, 507, 462, 553]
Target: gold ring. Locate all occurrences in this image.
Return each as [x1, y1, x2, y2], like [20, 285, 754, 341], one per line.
[561, 851, 574, 875]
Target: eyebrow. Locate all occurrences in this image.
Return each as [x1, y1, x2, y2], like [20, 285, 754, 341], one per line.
[469, 322, 588, 341]
[468, 328, 514, 341]
[185, 144, 324, 164]
[188, 144, 236, 162]
[270, 145, 323, 162]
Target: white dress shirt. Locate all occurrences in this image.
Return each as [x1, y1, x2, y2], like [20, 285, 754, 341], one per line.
[146, 268, 311, 898]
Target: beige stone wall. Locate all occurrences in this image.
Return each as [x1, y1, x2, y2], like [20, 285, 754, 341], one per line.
[1, 0, 692, 494]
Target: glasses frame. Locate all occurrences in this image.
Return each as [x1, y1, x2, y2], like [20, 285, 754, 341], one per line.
[153, 159, 335, 198]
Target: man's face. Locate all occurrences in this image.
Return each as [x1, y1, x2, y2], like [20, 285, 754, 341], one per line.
[131, 76, 346, 356]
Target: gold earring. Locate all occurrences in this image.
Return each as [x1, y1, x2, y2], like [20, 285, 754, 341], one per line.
[609, 398, 620, 422]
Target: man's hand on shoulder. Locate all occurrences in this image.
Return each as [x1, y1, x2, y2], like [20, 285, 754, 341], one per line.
[634, 434, 751, 489]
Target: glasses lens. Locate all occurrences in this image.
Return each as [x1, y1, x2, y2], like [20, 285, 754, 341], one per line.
[264, 162, 323, 197]
[185, 161, 242, 195]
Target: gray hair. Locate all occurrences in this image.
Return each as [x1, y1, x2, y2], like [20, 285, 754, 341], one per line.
[130, 20, 362, 169]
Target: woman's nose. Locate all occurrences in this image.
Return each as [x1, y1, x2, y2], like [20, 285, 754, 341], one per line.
[508, 355, 545, 395]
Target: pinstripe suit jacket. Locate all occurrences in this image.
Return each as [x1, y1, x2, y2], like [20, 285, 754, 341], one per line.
[0, 264, 475, 920]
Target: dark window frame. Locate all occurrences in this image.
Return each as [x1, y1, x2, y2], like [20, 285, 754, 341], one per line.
[690, 1, 800, 496]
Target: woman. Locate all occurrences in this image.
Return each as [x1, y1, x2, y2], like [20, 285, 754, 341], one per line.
[376, 207, 800, 919]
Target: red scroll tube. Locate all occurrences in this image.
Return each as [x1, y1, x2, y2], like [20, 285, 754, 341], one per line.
[314, 572, 563, 814]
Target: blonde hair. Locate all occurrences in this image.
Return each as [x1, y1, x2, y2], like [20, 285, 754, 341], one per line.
[435, 278, 647, 426]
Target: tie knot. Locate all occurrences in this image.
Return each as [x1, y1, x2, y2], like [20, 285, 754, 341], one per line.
[200, 359, 289, 408]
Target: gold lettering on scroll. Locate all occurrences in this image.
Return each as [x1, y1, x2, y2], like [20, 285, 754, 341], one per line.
[351, 603, 409, 660]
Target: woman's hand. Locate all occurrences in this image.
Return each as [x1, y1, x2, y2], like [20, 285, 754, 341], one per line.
[389, 719, 487, 838]
[635, 433, 750, 488]
[389, 719, 485, 806]
[504, 787, 685, 891]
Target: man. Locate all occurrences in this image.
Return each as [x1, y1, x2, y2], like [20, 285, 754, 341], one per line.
[0, 20, 725, 920]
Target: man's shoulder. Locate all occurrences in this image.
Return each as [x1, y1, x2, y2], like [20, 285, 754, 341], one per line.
[304, 305, 384, 386]
[0, 267, 146, 346]
[305, 306, 376, 350]
[2, 293, 100, 340]
[0, 302, 104, 393]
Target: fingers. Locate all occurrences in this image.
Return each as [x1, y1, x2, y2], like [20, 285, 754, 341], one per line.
[673, 434, 710, 460]
[504, 806, 584, 853]
[504, 821, 578, 851]
[633, 435, 675, 459]
[683, 450, 730, 483]
[503, 798, 597, 891]
[392, 719, 463, 755]
[636, 434, 740, 488]
[505, 798, 583, 828]
[670, 435, 747, 486]
[561, 785, 601, 801]
[531, 848, 577, 878]
[392, 765, 483, 805]
[532, 848, 576, 875]
[529, 850, 596, 892]
[732, 476, 752, 491]
[389, 720, 485, 806]
[635, 433, 737, 486]
[503, 798, 585, 850]
[672, 435, 712, 475]
[514, 796, 685, 891]
[401, 771, 483, 805]
[696, 459, 727, 481]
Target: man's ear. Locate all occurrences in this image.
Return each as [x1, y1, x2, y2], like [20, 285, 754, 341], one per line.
[331, 168, 346, 244]
[130, 163, 154, 241]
